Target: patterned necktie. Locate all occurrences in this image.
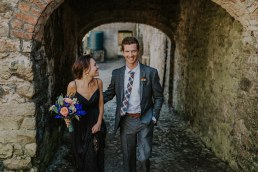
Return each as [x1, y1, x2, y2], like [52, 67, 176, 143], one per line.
[120, 71, 135, 116]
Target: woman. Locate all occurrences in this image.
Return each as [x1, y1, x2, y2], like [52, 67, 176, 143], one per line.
[65, 54, 106, 172]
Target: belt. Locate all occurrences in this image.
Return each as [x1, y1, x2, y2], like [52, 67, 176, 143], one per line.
[126, 113, 141, 118]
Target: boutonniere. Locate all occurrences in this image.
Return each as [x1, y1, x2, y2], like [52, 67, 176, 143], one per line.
[141, 77, 147, 84]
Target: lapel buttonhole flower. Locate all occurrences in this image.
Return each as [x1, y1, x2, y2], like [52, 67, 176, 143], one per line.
[141, 77, 147, 84]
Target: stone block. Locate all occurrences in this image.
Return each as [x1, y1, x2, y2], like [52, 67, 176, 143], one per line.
[12, 94, 26, 104]
[30, 167, 38, 172]
[22, 40, 33, 53]
[32, 0, 48, 11]
[0, 62, 11, 80]
[10, 19, 23, 30]
[11, 55, 34, 81]
[18, 2, 31, 12]
[11, 30, 34, 40]
[13, 143, 23, 156]
[20, 117, 35, 130]
[0, 118, 21, 130]
[0, 102, 35, 117]
[247, 2, 258, 13]
[243, 36, 255, 44]
[249, 20, 258, 25]
[3, 156, 31, 170]
[30, 7, 41, 17]
[0, 38, 20, 53]
[247, 25, 258, 31]
[0, 130, 36, 144]
[0, 143, 13, 158]
[16, 81, 35, 98]
[15, 13, 38, 25]
[0, 17, 9, 37]
[24, 24, 34, 33]
[25, 143, 36, 157]
[0, 53, 9, 59]
[0, 1, 12, 13]
[0, 85, 5, 97]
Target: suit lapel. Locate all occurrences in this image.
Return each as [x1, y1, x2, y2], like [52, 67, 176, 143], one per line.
[119, 66, 125, 102]
[140, 63, 146, 102]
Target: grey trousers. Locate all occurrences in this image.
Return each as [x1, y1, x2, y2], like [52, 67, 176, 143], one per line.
[120, 116, 154, 172]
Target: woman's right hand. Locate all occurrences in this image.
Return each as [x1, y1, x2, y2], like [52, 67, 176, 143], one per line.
[64, 119, 71, 127]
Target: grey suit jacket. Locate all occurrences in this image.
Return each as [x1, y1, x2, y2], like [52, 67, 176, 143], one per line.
[104, 63, 164, 133]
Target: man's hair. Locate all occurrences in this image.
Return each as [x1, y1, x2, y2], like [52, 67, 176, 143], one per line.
[121, 37, 140, 51]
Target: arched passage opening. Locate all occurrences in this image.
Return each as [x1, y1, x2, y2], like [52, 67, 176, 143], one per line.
[81, 23, 173, 100]
[1, 0, 258, 171]
[31, 1, 177, 170]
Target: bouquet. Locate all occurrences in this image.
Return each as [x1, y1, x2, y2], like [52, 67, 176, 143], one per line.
[49, 94, 87, 132]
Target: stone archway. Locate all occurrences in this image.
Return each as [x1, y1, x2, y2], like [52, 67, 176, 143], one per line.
[1, 0, 258, 171]
[9, 0, 258, 46]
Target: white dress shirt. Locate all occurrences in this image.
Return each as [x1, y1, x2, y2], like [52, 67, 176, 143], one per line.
[124, 63, 157, 123]
[124, 63, 141, 114]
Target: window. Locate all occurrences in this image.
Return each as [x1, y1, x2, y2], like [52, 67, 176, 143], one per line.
[118, 30, 133, 45]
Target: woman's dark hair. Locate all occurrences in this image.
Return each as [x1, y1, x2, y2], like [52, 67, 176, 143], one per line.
[72, 54, 92, 79]
[121, 36, 140, 51]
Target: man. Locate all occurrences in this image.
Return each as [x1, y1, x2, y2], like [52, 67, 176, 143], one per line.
[104, 36, 164, 172]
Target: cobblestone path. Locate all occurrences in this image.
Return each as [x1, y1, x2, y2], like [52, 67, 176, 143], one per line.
[47, 58, 233, 172]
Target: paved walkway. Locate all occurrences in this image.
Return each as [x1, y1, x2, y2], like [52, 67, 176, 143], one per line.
[47, 58, 233, 172]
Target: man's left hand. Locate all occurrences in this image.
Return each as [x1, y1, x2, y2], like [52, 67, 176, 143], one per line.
[152, 117, 157, 125]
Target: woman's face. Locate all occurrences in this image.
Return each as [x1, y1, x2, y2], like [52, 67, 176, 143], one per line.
[85, 58, 99, 77]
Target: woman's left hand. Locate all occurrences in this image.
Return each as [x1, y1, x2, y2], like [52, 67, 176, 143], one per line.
[92, 122, 101, 134]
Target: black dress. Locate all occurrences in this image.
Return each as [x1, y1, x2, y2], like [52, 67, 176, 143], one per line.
[70, 81, 106, 172]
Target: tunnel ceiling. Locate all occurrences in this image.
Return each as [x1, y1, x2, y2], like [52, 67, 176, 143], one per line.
[66, 0, 181, 39]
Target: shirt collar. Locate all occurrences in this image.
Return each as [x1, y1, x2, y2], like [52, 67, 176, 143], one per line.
[126, 62, 140, 74]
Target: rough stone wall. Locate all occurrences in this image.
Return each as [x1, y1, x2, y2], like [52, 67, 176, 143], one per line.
[174, 0, 258, 171]
[0, 0, 77, 170]
[0, 0, 36, 170]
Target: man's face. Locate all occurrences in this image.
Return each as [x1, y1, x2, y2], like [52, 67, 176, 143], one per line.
[122, 43, 139, 66]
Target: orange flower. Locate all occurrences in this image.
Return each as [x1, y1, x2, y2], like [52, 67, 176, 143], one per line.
[60, 107, 69, 117]
[141, 77, 147, 82]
